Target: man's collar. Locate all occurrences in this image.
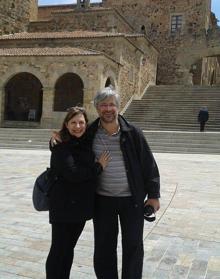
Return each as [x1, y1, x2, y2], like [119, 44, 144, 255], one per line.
[98, 120, 120, 136]
[118, 115, 132, 132]
[96, 115, 132, 133]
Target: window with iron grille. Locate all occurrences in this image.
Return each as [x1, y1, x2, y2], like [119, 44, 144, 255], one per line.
[171, 15, 183, 34]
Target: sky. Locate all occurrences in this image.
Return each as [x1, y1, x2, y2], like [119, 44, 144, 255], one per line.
[211, 0, 220, 25]
[38, 0, 220, 25]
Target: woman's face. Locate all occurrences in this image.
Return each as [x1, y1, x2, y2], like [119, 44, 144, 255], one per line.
[65, 113, 87, 138]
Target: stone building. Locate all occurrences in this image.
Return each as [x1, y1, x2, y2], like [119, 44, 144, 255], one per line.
[0, 0, 219, 128]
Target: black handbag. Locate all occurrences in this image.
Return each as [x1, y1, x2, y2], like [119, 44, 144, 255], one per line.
[32, 167, 58, 211]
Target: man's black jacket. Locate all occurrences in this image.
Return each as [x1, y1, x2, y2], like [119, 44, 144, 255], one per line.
[87, 115, 160, 208]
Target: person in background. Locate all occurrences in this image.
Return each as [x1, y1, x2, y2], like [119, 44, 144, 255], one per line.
[198, 106, 209, 132]
[86, 86, 160, 279]
[46, 107, 110, 279]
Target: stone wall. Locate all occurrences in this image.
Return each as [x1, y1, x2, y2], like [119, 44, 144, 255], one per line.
[201, 57, 220, 85]
[103, 0, 213, 84]
[175, 27, 220, 85]
[38, 4, 75, 20]
[139, 47, 158, 96]
[0, 0, 38, 35]
[37, 3, 103, 20]
[29, 9, 133, 33]
[30, 0, 38, 21]
[103, 0, 211, 34]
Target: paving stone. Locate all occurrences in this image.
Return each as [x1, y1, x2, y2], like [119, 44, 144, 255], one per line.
[0, 150, 220, 279]
[169, 265, 189, 279]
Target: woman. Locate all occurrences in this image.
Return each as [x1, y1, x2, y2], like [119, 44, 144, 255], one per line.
[46, 107, 110, 279]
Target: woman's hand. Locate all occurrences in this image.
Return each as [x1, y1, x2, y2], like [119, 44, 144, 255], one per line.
[50, 131, 61, 146]
[98, 151, 111, 169]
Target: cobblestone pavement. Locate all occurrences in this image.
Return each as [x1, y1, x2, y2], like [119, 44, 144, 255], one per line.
[0, 149, 220, 279]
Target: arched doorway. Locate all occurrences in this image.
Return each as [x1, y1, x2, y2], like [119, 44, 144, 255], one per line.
[4, 72, 43, 121]
[54, 73, 84, 111]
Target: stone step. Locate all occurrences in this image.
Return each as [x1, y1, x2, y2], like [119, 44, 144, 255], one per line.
[124, 85, 220, 132]
[0, 128, 52, 149]
[129, 121, 220, 127]
[148, 141, 220, 147]
[125, 115, 220, 120]
[0, 128, 219, 154]
[149, 146, 220, 154]
[133, 99, 220, 102]
[145, 85, 220, 91]
[0, 132, 52, 140]
[142, 91, 220, 94]
[143, 130, 220, 137]
[134, 126, 220, 132]
[0, 144, 49, 151]
[126, 120, 220, 125]
[130, 100, 220, 104]
[143, 131, 220, 154]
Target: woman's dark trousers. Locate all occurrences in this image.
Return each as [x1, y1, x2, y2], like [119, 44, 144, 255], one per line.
[46, 222, 85, 279]
[93, 195, 144, 279]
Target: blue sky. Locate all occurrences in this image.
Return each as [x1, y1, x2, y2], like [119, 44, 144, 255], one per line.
[38, 0, 220, 25]
[212, 0, 220, 24]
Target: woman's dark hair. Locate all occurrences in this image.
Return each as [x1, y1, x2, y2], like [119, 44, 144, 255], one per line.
[59, 106, 88, 142]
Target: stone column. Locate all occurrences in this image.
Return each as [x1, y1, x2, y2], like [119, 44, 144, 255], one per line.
[77, 0, 90, 9]
[86, 0, 90, 8]
[40, 87, 54, 128]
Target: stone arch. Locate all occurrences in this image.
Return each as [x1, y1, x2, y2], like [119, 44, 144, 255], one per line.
[50, 66, 88, 90]
[4, 72, 43, 121]
[1, 65, 47, 89]
[54, 73, 84, 111]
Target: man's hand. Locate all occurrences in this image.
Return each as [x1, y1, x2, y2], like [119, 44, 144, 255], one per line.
[145, 198, 160, 212]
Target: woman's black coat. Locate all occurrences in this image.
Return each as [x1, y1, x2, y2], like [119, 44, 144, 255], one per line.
[49, 136, 102, 223]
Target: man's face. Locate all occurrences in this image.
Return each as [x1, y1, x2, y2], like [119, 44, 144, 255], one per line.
[96, 96, 119, 124]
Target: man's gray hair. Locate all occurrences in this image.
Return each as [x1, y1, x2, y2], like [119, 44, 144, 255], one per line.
[94, 86, 120, 108]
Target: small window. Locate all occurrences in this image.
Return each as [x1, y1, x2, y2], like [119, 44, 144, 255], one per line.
[171, 15, 183, 34]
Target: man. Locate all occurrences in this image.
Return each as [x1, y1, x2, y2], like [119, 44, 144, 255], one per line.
[86, 86, 160, 279]
[198, 106, 209, 132]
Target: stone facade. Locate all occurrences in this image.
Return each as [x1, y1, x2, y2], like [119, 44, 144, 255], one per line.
[0, 30, 157, 127]
[0, 52, 120, 128]
[0, 0, 219, 128]
[102, 0, 219, 84]
[31, 0, 220, 85]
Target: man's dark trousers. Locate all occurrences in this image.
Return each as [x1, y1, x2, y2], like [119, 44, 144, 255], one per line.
[93, 195, 144, 279]
[200, 121, 205, 131]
